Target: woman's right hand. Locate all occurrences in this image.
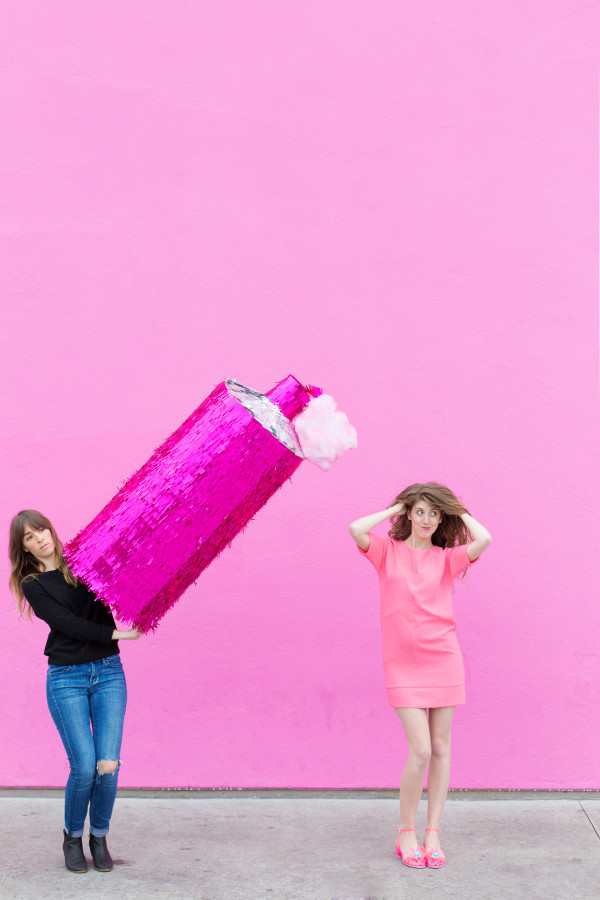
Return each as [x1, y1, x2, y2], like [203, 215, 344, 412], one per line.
[112, 628, 142, 640]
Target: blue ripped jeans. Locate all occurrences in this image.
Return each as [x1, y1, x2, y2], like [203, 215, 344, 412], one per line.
[46, 656, 127, 838]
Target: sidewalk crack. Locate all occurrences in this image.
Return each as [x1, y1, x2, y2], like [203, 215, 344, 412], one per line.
[580, 801, 600, 839]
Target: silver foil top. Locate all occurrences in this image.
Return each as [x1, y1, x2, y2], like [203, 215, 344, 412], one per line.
[225, 379, 304, 457]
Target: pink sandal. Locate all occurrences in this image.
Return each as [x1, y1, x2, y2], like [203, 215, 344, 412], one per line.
[395, 828, 426, 868]
[424, 827, 446, 868]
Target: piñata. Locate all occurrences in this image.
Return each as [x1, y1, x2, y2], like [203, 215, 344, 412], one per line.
[64, 375, 356, 631]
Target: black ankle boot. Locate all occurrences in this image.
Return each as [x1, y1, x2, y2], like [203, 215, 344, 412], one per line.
[63, 830, 88, 873]
[89, 834, 113, 872]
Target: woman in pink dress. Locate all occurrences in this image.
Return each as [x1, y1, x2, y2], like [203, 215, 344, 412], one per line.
[350, 482, 491, 869]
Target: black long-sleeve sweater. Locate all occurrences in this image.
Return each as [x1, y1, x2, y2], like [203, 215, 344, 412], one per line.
[21, 569, 119, 666]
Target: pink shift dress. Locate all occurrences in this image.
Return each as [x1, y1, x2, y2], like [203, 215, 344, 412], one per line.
[359, 534, 477, 708]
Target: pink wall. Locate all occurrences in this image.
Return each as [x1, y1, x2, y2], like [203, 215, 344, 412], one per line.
[1, 2, 598, 789]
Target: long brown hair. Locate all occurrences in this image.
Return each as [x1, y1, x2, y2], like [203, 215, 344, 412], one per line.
[388, 482, 471, 548]
[8, 510, 76, 619]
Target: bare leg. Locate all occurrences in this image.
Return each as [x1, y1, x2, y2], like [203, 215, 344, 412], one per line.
[96, 760, 119, 775]
[425, 706, 454, 851]
[395, 708, 431, 857]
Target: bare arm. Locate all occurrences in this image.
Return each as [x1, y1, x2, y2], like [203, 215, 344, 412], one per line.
[349, 503, 404, 551]
[461, 512, 492, 561]
[112, 628, 142, 640]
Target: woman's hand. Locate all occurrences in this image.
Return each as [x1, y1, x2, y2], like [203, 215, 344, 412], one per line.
[112, 628, 142, 641]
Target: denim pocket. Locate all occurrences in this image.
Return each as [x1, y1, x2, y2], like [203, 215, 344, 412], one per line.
[105, 655, 122, 667]
[48, 664, 74, 673]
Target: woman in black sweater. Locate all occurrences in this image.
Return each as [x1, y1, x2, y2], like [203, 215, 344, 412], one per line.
[9, 509, 141, 874]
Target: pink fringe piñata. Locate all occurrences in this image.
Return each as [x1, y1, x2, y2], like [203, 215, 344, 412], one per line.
[64, 375, 354, 632]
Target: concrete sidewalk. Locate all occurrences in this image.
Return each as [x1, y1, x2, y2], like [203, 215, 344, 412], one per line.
[0, 794, 598, 900]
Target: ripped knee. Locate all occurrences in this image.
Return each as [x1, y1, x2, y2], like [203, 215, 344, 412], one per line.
[97, 759, 120, 776]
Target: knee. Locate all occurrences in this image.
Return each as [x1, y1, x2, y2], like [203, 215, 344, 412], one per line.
[430, 738, 451, 762]
[409, 745, 432, 769]
[70, 761, 96, 785]
[97, 759, 119, 775]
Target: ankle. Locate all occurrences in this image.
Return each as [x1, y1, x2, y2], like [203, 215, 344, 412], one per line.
[398, 827, 420, 848]
[424, 826, 441, 849]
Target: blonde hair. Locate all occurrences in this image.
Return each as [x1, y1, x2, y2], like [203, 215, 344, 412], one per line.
[8, 510, 77, 619]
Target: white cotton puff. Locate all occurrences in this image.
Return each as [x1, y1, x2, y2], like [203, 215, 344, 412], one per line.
[292, 394, 358, 471]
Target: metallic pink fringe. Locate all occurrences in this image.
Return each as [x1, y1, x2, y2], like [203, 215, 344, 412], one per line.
[64, 376, 312, 632]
